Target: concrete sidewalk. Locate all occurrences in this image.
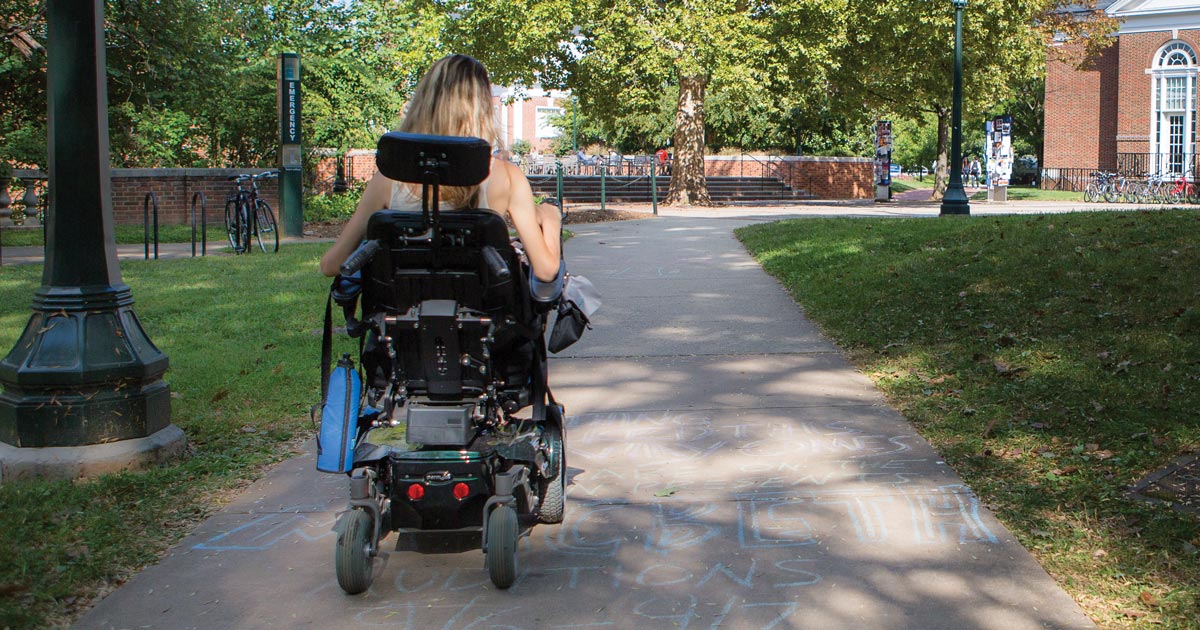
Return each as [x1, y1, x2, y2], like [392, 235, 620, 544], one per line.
[75, 213, 1096, 629]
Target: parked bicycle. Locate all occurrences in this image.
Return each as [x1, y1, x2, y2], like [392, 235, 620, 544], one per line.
[1084, 171, 1117, 203]
[225, 171, 279, 253]
[1167, 171, 1197, 204]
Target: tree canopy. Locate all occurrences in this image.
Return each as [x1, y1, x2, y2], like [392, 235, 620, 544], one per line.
[0, 0, 1116, 204]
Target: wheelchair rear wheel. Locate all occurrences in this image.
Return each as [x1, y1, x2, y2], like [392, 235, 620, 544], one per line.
[335, 509, 375, 594]
[486, 505, 518, 589]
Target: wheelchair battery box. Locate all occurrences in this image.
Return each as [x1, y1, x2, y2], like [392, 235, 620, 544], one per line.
[406, 403, 474, 446]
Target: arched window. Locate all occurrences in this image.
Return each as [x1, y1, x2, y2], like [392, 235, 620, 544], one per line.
[1151, 41, 1198, 175]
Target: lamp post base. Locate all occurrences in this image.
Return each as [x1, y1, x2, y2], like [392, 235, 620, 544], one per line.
[940, 183, 971, 216]
[0, 425, 186, 483]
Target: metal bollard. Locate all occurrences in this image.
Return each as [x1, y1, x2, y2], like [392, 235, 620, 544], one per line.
[600, 164, 606, 212]
[651, 160, 658, 216]
[143, 191, 159, 260]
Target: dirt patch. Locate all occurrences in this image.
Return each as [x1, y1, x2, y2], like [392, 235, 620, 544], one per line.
[562, 208, 651, 224]
[303, 208, 649, 239]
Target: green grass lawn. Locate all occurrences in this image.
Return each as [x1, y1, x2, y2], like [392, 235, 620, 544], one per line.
[892, 176, 936, 193]
[970, 185, 1085, 202]
[1, 224, 211, 248]
[0, 244, 357, 628]
[737, 211, 1200, 629]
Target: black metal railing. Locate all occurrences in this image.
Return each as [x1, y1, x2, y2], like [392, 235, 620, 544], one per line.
[1116, 152, 1200, 179]
[1039, 167, 1094, 192]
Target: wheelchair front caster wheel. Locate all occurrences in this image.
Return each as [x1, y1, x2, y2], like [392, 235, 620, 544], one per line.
[335, 509, 375, 594]
[486, 505, 518, 588]
[537, 423, 566, 524]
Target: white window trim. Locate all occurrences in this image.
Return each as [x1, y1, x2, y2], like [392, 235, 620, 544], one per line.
[1150, 41, 1198, 176]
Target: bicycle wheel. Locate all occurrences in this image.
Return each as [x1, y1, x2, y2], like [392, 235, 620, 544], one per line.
[237, 200, 252, 254]
[225, 197, 241, 251]
[255, 200, 278, 253]
[1084, 183, 1098, 203]
[1102, 183, 1117, 203]
[1187, 184, 1198, 204]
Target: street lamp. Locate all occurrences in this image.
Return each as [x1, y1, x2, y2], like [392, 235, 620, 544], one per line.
[940, 0, 971, 216]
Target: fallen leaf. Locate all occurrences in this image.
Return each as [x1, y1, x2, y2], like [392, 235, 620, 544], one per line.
[210, 388, 228, 403]
[654, 488, 678, 498]
[1139, 591, 1157, 606]
[1120, 609, 1147, 618]
[1092, 549, 1108, 558]
[1093, 450, 1115, 460]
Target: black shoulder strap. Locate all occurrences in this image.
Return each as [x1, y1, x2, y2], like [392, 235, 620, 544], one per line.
[320, 287, 334, 402]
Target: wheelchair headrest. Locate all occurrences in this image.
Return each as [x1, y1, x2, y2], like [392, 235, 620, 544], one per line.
[376, 132, 491, 187]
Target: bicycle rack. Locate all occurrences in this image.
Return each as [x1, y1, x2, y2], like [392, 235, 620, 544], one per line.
[191, 191, 207, 257]
[143, 191, 159, 260]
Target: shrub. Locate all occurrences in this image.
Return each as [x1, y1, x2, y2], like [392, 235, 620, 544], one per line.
[305, 191, 358, 222]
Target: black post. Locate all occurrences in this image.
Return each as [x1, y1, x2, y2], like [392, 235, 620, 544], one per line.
[940, 0, 971, 216]
[0, 0, 183, 479]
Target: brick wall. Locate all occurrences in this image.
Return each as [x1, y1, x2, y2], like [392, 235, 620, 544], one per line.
[12, 168, 280, 226]
[703, 156, 873, 199]
[323, 153, 873, 200]
[1045, 38, 1120, 170]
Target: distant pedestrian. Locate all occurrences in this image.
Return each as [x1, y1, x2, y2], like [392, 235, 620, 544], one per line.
[968, 157, 981, 186]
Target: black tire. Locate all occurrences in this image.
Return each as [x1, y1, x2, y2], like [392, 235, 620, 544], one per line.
[255, 200, 279, 252]
[1084, 183, 1098, 203]
[1102, 184, 1117, 203]
[486, 505, 518, 589]
[237, 201, 252, 254]
[537, 422, 566, 524]
[335, 509, 374, 594]
[224, 197, 240, 251]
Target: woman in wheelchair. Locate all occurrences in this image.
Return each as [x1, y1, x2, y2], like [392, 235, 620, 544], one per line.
[319, 54, 561, 284]
[316, 54, 573, 593]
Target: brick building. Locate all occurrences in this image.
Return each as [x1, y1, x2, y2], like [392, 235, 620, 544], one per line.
[492, 86, 571, 154]
[1045, 1, 1200, 182]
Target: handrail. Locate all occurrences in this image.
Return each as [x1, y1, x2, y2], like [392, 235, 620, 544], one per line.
[143, 191, 159, 260]
[191, 191, 207, 257]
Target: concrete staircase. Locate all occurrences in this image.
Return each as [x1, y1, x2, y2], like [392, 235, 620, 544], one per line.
[527, 175, 808, 204]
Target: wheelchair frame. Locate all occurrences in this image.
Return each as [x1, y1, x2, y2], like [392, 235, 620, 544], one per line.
[324, 132, 566, 592]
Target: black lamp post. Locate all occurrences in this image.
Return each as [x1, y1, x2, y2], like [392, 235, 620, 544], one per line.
[940, 0, 971, 216]
[0, 0, 183, 480]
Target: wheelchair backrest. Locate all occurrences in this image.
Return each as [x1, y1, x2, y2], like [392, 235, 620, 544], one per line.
[357, 132, 538, 401]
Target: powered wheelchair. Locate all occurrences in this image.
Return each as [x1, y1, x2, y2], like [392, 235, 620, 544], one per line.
[316, 132, 566, 593]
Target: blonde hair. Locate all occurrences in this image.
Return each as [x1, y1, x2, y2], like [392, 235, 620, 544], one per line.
[398, 54, 501, 207]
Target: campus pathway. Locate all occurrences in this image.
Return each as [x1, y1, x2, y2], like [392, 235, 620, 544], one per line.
[74, 209, 1098, 629]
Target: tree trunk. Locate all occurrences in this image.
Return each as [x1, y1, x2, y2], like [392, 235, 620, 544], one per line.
[665, 74, 712, 206]
[932, 109, 950, 201]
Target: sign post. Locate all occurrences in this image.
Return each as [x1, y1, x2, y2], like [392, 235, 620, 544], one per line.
[874, 120, 893, 202]
[986, 115, 1013, 203]
[278, 53, 303, 236]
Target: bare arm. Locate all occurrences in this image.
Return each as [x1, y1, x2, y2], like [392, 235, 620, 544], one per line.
[501, 163, 561, 281]
[319, 172, 391, 277]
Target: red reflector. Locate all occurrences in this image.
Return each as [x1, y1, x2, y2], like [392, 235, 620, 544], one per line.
[452, 482, 470, 500]
[407, 484, 425, 500]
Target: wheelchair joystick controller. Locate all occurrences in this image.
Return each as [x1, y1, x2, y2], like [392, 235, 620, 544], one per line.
[340, 239, 382, 276]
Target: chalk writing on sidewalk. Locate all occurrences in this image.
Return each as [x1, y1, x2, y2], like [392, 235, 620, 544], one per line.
[192, 509, 335, 551]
